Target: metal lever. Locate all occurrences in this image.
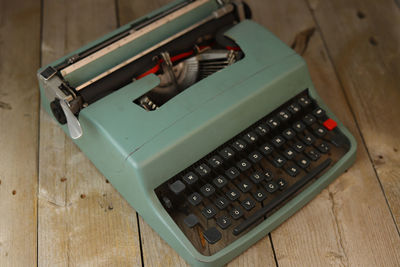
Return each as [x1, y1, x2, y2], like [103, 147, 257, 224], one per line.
[59, 99, 83, 139]
[39, 66, 83, 139]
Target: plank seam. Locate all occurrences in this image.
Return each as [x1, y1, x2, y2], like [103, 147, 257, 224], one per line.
[37, 0, 44, 265]
[136, 213, 145, 267]
[268, 233, 279, 267]
[115, 0, 121, 28]
[304, 0, 400, 238]
[328, 190, 348, 264]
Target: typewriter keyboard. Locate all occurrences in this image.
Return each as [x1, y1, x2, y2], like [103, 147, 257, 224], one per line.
[155, 90, 350, 255]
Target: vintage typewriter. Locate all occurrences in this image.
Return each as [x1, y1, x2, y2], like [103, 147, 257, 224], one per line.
[37, 0, 357, 266]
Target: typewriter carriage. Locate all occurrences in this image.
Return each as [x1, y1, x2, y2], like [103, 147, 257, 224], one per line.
[38, 0, 253, 139]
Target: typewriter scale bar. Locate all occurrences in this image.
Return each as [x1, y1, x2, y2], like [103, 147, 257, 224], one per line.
[155, 90, 350, 256]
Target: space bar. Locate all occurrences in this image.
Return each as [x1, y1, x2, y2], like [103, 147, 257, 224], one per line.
[233, 159, 332, 236]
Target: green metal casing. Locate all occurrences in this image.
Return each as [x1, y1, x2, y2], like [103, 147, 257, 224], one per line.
[37, 1, 357, 266]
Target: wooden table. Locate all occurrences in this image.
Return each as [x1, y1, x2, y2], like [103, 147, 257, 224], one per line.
[1, 0, 400, 266]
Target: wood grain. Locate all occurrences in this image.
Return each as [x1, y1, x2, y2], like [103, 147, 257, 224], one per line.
[30, 0, 400, 266]
[247, 0, 400, 266]
[0, 0, 40, 266]
[308, 0, 400, 229]
[117, 0, 172, 26]
[38, 1, 142, 266]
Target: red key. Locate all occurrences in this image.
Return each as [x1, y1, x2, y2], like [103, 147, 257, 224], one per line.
[323, 118, 337, 131]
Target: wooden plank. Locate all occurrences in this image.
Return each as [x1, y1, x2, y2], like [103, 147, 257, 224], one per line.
[0, 0, 40, 266]
[246, 0, 400, 265]
[38, 1, 142, 266]
[117, 1, 191, 265]
[308, 0, 400, 229]
[116, 0, 277, 265]
[117, 0, 171, 26]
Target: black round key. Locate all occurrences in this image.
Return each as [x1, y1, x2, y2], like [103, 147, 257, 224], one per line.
[307, 149, 321, 161]
[230, 206, 244, 220]
[243, 131, 258, 144]
[272, 135, 285, 148]
[241, 198, 255, 211]
[202, 206, 217, 219]
[302, 133, 316, 145]
[249, 151, 263, 163]
[250, 171, 264, 184]
[293, 141, 306, 152]
[215, 196, 229, 210]
[203, 227, 222, 244]
[318, 142, 330, 153]
[226, 189, 241, 201]
[253, 189, 267, 202]
[255, 123, 269, 136]
[314, 126, 327, 137]
[293, 121, 306, 133]
[213, 175, 228, 188]
[277, 109, 291, 121]
[298, 157, 310, 169]
[216, 216, 232, 229]
[273, 155, 286, 168]
[313, 107, 326, 118]
[260, 143, 274, 155]
[286, 164, 300, 177]
[225, 167, 240, 180]
[232, 139, 247, 152]
[277, 178, 287, 190]
[288, 103, 301, 114]
[219, 147, 235, 160]
[303, 114, 316, 126]
[238, 179, 252, 193]
[265, 181, 278, 193]
[200, 183, 215, 197]
[298, 96, 311, 107]
[195, 163, 211, 177]
[267, 117, 280, 129]
[264, 169, 274, 181]
[188, 192, 202, 206]
[208, 155, 223, 168]
[237, 159, 251, 171]
[284, 148, 296, 160]
[283, 128, 296, 140]
[183, 172, 198, 185]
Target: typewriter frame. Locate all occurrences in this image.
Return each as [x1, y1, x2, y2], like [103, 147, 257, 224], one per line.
[37, 0, 357, 266]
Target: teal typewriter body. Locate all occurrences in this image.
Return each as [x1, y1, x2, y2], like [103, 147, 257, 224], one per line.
[37, 0, 357, 266]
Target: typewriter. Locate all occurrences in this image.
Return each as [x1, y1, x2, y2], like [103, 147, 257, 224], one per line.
[37, 0, 357, 266]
